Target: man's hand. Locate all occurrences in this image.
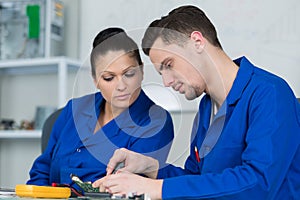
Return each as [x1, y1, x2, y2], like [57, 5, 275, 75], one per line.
[106, 148, 159, 179]
[92, 172, 163, 200]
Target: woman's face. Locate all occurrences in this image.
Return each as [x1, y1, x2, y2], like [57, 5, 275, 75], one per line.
[93, 50, 143, 112]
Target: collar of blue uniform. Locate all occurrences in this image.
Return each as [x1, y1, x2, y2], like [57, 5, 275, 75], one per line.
[198, 56, 254, 131]
[83, 89, 153, 129]
[226, 56, 254, 106]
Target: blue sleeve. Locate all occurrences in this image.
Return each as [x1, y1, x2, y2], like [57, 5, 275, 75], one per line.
[26, 101, 71, 185]
[161, 82, 300, 199]
[157, 145, 201, 178]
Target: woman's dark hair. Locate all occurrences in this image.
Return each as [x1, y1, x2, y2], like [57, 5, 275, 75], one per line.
[91, 27, 143, 78]
[142, 5, 222, 56]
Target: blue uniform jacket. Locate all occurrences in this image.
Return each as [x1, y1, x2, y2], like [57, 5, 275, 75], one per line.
[158, 57, 300, 199]
[27, 90, 174, 189]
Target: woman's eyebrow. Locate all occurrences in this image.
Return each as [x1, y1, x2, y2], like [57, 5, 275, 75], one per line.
[122, 65, 138, 73]
[99, 70, 114, 75]
[99, 65, 137, 75]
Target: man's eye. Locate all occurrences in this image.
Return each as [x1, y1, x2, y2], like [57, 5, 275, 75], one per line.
[162, 63, 171, 70]
[102, 76, 114, 81]
[165, 64, 172, 69]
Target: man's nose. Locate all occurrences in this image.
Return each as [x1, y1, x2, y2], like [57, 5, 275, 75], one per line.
[162, 72, 174, 87]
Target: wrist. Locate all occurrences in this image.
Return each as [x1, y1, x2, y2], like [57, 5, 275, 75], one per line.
[148, 179, 163, 200]
[144, 157, 159, 179]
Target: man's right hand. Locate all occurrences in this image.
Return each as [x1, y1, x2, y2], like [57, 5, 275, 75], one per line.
[106, 148, 159, 179]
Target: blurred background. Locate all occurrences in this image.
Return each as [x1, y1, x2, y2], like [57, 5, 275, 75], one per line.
[0, 0, 299, 187]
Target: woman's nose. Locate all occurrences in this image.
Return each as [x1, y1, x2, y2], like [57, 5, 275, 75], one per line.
[116, 76, 127, 91]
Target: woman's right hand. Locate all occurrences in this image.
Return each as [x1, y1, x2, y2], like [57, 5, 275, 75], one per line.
[106, 148, 159, 179]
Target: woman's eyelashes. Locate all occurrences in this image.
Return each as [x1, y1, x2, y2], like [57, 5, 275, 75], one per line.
[124, 69, 136, 78]
[102, 75, 114, 82]
[101, 69, 136, 82]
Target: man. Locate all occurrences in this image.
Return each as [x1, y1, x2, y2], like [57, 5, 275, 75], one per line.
[93, 5, 300, 199]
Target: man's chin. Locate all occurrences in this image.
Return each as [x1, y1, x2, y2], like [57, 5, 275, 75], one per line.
[184, 93, 197, 101]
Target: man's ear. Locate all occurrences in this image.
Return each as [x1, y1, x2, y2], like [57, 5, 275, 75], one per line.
[140, 63, 144, 76]
[190, 31, 205, 52]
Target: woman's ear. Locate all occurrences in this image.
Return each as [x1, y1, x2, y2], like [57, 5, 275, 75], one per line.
[190, 31, 205, 52]
[93, 75, 100, 89]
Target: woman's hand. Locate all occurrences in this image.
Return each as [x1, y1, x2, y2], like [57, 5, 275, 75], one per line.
[106, 148, 159, 179]
[92, 172, 163, 200]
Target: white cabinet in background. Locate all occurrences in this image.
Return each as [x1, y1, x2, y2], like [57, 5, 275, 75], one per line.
[0, 56, 82, 188]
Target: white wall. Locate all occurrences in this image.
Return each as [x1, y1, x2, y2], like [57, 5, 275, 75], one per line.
[78, 0, 199, 59]
[200, 0, 300, 97]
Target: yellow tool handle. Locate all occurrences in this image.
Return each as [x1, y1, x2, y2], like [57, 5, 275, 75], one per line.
[15, 184, 71, 198]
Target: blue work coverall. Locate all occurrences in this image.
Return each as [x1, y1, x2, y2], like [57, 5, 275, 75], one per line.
[27, 90, 174, 189]
[158, 57, 300, 199]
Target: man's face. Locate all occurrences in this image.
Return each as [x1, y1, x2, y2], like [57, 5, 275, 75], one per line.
[149, 38, 206, 100]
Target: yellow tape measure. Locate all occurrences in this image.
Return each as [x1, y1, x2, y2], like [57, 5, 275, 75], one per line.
[15, 184, 71, 198]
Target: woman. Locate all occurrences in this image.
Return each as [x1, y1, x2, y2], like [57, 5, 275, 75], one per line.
[27, 28, 174, 191]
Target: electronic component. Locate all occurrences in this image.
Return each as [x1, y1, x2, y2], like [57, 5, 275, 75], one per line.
[79, 193, 149, 200]
[70, 174, 149, 199]
[70, 174, 100, 193]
